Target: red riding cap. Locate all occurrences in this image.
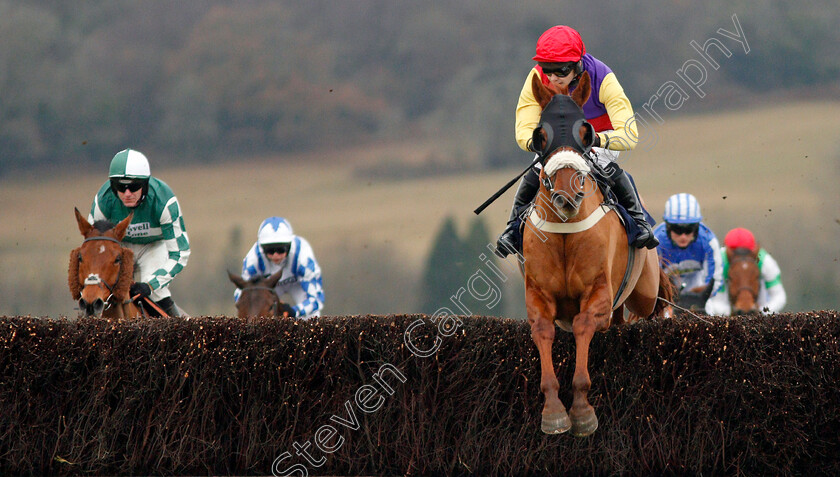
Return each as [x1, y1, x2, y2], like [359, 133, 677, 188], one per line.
[532, 25, 586, 62]
[724, 227, 757, 252]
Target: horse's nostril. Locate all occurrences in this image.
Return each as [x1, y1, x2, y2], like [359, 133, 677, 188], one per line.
[553, 191, 576, 205]
[79, 297, 106, 317]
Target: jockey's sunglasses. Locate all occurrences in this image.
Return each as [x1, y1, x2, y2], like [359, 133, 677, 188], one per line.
[111, 179, 144, 193]
[541, 62, 576, 77]
[262, 243, 290, 256]
[668, 223, 699, 236]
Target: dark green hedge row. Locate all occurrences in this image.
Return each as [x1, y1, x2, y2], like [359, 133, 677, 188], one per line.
[1, 312, 839, 476]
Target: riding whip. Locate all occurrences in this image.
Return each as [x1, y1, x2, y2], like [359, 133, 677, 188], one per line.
[133, 294, 171, 318]
[473, 154, 543, 215]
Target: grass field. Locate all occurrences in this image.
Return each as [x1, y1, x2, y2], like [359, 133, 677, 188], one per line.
[2, 99, 838, 317]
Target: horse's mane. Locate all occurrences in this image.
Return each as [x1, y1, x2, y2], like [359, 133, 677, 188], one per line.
[732, 246, 757, 258]
[244, 274, 279, 286]
[544, 150, 591, 176]
[92, 219, 117, 233]
[68, 248, 83, 300]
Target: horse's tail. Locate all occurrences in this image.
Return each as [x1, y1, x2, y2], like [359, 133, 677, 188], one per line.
[652, 265, 674, 318]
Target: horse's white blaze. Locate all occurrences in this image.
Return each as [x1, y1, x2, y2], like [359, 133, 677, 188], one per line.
[544, 150, 590, 176]
[99, 244, 105, 253]
[84, 274, 102, 285]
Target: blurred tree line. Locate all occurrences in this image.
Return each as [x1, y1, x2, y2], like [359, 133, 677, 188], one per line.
[2, 0, 839, 175]
[421, 216, 526, 319]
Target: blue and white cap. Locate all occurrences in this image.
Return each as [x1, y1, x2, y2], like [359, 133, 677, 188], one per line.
[663, 193, 702, 224]
[258, 217, 294, 245]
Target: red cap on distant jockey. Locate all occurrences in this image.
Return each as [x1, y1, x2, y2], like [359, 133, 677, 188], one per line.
[533, 26, 586, 62]
[724, 227, 757, 252]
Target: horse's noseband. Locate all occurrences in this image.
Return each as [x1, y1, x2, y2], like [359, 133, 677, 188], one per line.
[84, 274, 104, 286]
[540, 149, 594, 195]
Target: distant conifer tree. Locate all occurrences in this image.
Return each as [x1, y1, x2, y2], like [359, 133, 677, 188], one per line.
[420, 216, 467, 314]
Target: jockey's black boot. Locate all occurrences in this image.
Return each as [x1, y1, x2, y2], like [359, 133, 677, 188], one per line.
[154, 297, 181, 318]
[495, 167, 540, 258]
[608, 165, 659, 249]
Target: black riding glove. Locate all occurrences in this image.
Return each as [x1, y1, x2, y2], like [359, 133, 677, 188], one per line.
[529, 126, 546, 153]
[701, 279, 715, 301]
[129, 282, 152, 299]
[278, 303, 296, 318]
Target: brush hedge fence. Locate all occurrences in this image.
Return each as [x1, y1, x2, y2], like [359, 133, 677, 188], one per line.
[1, 312, 839, 476]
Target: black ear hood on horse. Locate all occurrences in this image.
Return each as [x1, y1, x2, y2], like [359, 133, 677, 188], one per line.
[534, 94, 594, 157]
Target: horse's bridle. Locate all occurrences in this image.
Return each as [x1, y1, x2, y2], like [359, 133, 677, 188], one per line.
[80, 235, 124, 309]
[239, 285, 281, 316]
[539, 149, 596, 199]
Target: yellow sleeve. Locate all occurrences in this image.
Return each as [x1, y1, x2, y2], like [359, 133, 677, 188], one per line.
[514, 68, 542, 152]
[598, 72, 639, 151]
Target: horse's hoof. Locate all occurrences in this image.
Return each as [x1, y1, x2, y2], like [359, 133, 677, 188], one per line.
[541, 410, 571, 434]
[570, 409, 599, 437]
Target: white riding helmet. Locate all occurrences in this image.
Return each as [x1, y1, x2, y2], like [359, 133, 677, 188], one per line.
[663, 193, 702, 224]
[109, 149, 151, 179]
[109, 148, 151, 205]
[258, 217, 294, 245]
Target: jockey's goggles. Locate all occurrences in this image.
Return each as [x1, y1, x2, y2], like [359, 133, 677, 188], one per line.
[111, 179, 145, 193]
[540, 62, 577, 77]
[262, 243, 290, 256]
[667, 223, 699, 236]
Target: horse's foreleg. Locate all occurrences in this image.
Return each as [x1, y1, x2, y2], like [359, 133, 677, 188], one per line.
[526, 291, 570, 434]
[570, 282, 611, 436]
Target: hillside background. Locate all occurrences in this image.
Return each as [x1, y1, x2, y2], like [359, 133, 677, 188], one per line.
[1, 0, 839, 317]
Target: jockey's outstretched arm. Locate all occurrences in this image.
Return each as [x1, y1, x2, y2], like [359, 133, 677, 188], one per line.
[706, 236, 723, 289]
[760, 253, 786, 314]
[762, 283, 786, 314]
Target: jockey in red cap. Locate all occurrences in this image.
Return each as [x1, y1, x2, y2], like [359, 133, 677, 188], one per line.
[723, 227, 757, 252]
[705, 227, 786, 315]
[532, 26, 586, 63]
[495, 25, 658, 257]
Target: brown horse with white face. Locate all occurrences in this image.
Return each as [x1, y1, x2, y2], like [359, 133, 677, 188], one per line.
[69, 207, 141, 319]
[228, 269, 292, 320]
[523, 72, 672, 436]
[726, 246, 760, 315]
